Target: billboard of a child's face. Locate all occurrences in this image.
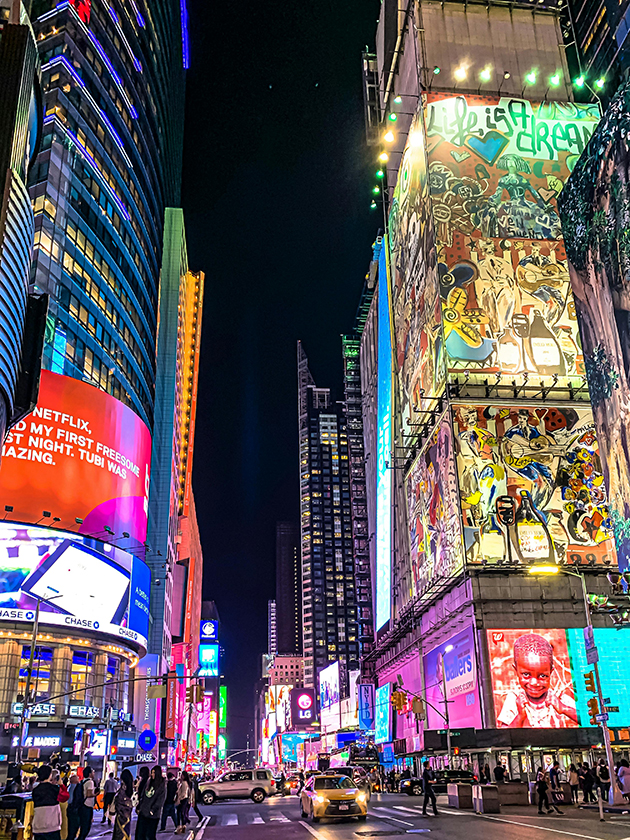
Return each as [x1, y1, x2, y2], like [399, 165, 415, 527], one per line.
[487, 629, 578, 728]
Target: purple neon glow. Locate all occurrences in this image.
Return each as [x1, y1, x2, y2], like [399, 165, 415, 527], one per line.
[180, 0, 189, 69]
[130, 0, 145, 27]
[37, 1, 69, 22]
[109, 5, 143, 72]
[83, 28, 137, 118]
[42, 55, 86, 88]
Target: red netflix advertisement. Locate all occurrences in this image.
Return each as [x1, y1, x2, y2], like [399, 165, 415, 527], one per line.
[0, 371, 151, 543]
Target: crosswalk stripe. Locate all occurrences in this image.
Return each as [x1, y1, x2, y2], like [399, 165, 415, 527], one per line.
[393, 805, 425, 813]
[248, 813, 265, 824]
[220, 814, 238, 826]
[269, 814, 290, 822]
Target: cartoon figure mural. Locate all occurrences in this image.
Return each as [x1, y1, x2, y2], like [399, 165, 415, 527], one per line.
[425, 93, 600, 383]
[452, 404, 615, 567]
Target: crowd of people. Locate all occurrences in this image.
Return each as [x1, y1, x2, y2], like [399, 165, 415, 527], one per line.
[27, 764, 205, 840]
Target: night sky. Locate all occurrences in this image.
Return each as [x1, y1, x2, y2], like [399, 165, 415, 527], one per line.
[181, 0, 380, 751]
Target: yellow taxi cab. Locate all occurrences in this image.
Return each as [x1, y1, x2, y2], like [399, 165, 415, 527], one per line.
[299, 773, 368, 822]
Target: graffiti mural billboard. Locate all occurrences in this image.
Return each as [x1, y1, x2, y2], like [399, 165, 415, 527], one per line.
[425, 94, 599, 385]
[389, 109, 445, 441]
[452, 403, 615, 567]
[558, 81, 630, 571]
[406, 413, 464, 597]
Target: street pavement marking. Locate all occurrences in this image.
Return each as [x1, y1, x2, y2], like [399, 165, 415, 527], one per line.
[472, 813, 613, 840]
[220, 814, 238, 826]
[299, 820, 328, 839]
[269, 814, 290, 821]
[248, 813, 265, 824]
[393, 805, 427, 813]
[196, 816, 210, 831]
[372, 808, 413, 825]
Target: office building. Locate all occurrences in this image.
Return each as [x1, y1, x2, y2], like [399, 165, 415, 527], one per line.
[275, 521, 301, 655]
[297, 342, 359, 689]
[267, 599, 277, 657]
[267, 655, 304, 688]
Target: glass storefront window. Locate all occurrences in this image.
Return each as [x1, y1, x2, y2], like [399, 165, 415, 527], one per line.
[18, 647, 53, 702]
[71, 651, 93, 704]
[104, 656, 118, 706]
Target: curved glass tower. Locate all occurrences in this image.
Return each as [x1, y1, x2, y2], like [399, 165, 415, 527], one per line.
[28, 0, 186, 426]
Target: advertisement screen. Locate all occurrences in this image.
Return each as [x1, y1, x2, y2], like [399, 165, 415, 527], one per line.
[200, 620, 218, 641]
[558, 80, 630, 571]
[425, 94, 599, 389]
[407, 414, 464, 598]
[487, 629, 577, 728]
[0, 371, 152, 544]
[290, 688, 317, 730]
[0, 522, 149, 647]
[219, 685, 227, 729]
[282, 732, 308, 763]
[375, 683, 391, 744]
[567, 628, 630, 728]
[198, 644, 219, 677]
[376, 241, 392, 631]
[423, 625, 482, 730]
[453, 404, 615, 567]
[319, 661, 340, 734]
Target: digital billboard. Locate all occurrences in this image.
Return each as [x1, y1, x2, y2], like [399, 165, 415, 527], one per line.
[198, 644, 219, 677]
[200, 620, 218, 641]
[375, 683, 391, 744]
[0, 521, 149, 648]
[558, 81, 630, 571]
[567, 628, 630, 728]
[376, 241, 392, 631]
[0, 371, 152, 544]
[453, 404, 615, 567]
[424, 94, 599, 388]
[319, 661, 340, 734]
[407, 413, 464, 597]
[423, 625, 482, 730]
[290, 688, 317, 730]
[219, 685, 227, 729]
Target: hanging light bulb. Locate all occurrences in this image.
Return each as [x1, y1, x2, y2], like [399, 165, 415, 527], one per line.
[372, 186, 380, 195]
[375, 169, 385, 179]
[384, 131, 395, 143]
[393, 95, 403, 105]
[370, 201, 377, 210]
[388, 112, 397, 122]
[575, 75, 585, 88]
[378, 151, 389, 163]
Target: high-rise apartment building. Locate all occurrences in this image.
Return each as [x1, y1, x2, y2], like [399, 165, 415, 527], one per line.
[297, 342, 359, 689]
[267, 599, 277, 657]
[275, 521, 301, 655]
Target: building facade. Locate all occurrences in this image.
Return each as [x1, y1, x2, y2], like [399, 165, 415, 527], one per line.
[275, 521, 301, 655]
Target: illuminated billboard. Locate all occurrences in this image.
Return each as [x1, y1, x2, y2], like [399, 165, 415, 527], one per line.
[558, 81, 630, 571]
[198, 644, 219, 676]
[219, 685, 227, 729]
[0, 521, 149, 648]
[0, 371, 152, 543]
[358, 684, 375, 731]
[407, 413, 464, 597]
[424, 94, 599, 388]
[453, 404, 615, 567]
[375, 683, 391, 744]
[567, 628, 630, 728]
[290, 687, 317, 730]
[376, 241, 392, 631]
[423, 625, 482, 730]
[319, 661, 340, 734]
[200, 620, 218, 641]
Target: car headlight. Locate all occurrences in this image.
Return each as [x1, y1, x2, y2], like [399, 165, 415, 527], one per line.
[316, 795, 326, 804]
[356, 793, 366, 803]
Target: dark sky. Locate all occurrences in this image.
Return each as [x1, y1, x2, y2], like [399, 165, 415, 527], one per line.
[181, 0, 380, 750]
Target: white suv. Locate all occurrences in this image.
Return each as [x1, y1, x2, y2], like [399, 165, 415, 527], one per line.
[199, 769, 275, 804]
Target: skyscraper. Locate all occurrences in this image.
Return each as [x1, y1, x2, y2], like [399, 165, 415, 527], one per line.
[267, 599, 277, 657]
[275, 521, 301, 655]
[297, 342, 359, 689]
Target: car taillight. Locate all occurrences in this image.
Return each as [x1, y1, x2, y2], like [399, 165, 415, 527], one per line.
[271, 780, 275, 786]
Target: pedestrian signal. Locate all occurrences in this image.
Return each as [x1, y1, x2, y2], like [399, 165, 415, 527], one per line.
[587, 697, 599, 725]
[186, 686, 194, 704]
[195, 684, 204, 703]
[584, 672, 596, 693]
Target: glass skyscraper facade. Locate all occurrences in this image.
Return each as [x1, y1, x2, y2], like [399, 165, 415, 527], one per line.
[28, 0, 186, 427]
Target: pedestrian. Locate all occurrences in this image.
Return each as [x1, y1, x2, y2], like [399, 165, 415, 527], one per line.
[53, 770, 69, 840]
[483, 764, 491, 784]
[297, 770, 305, 793]
[493, 763, 506, 783]
[160, 772, 178, 832]
[77, 766, 96, 840]
[421, 762, 438, 816]
[618, 758, 630, 800]
[190, 776, 203, 822]
[582, 764, 596, 803]
[102, 773, 118, 825]
[175, 772, 191, 833]
[66, 774, 80, 840]
[568, 764, 579, 805]
[548, 762, 564, 815]
[136, 767, 150, 804]
[597, 760, 611, 802]
[135, 767, 166, 840]
[536, 767, 553, 814]
[32, 765, 62, 840]
[113, 770, 133, 840]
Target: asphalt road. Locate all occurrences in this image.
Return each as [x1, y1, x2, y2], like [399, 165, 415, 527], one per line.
[185, 791, 630, 840]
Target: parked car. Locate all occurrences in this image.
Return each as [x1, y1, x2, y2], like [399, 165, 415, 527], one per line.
[199, 769, 275, 804]
[400, 769, 477, 796]
[400, 777, 424, 796]
[300, 774, 368, 822]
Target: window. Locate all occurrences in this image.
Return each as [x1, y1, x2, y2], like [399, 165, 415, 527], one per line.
[18, 647, 53, 702]
[104, 656, 119, 706]
[236, 772, 252, 781]
[256, 771, 268, 781]
[71, 651, 94, 703]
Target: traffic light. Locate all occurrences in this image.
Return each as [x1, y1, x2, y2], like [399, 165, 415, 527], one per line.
[584, 672, 596, 693]
[391, 690, 407, 712]
[195, 684, 204, 703]
[587, 697, 599, 725]
[186, 685, 194, 704]
[412, 698, 425, 720]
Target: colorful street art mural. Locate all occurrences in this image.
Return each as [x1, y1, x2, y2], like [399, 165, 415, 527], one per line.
[425, 94, 600, 384]
[452, 404, 616, 567]
[389, 110, 445, 442]
[406, 413, 464, 598]
[558, 81, 630, 572]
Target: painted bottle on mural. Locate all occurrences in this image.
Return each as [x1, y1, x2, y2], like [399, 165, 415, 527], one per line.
[497, 327, 522, 373]
[514, 490, 554, 563]
[526, 312, 566, 376]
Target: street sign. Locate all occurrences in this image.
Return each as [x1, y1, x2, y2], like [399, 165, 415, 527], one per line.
[584, 625, 595, 650]
[595, 713, 609, 723]
[138, 729, 157, 751]
[606, 706, 620, 713]
[586, 646, 599, 665]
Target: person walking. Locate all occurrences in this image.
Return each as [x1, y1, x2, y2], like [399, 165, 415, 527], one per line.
[483, 764, 491, 784]
[618, 758, 630, 800]
[597, 760, 611, 802]
[421, 762, 438, 816]
[135, 767, 166, 840]
[548, 762, 564, 814]
[113, 770, 134, 840]
[536, 767, 553, 814]
[174, 772, 191, 833]
[160, 772, 178, 832]
[190, 776, 203, 822]
[493, 763, 506, 783]
[582, 764, 596, 803]
[77, 766, 96, 840]
[102, 774, 118, 825]
[66, 774, 80, 840]
[136, 768, 150, 805]
[568, 764, 579, 805]
[32, 765, 62, 840]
